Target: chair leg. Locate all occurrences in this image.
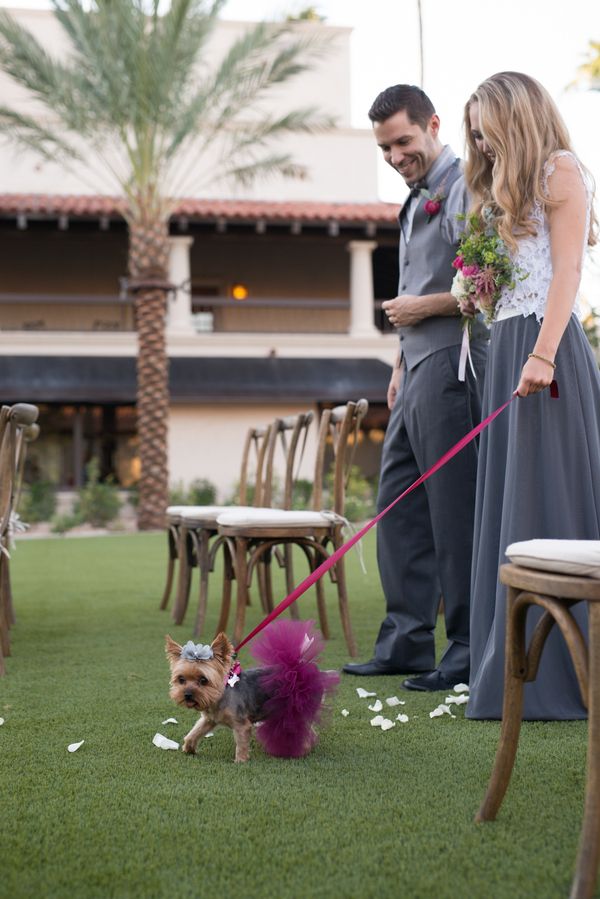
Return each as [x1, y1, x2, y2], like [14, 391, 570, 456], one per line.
[215, 551, 233, 637]
[315, 578, 330, 640]
[172, 526, 193, 625]
[334, 555, 357, 657]
[284, 545, 300, 620]
[2, 559, 15, 626]
[193, 531, 211, 639]
[570, 602, 600, 899]
[476, 586, 527, 823]
[233, 538, 250, 646]
[159, 528, 178, 610]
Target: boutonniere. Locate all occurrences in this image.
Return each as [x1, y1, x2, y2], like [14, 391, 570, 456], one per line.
[420, 188, 445, 222]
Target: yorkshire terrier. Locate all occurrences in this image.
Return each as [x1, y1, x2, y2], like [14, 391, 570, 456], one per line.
[165, 620, 339, 763]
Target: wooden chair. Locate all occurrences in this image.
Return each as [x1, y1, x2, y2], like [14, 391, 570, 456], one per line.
[0, 403, 39, 675]
[170, 411, 313, 637]
[217, 399, 368, 653]
[161, 422, 273, 624]
[476, 544, 600, 899]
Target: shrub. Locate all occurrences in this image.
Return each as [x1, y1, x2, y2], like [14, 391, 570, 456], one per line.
[73, 459, 121, 527]
[169, 478, 217, 506]
[325, 465, 376, 522]
[50, 513, 81, 535]
[18, 480, 57, 523]
[292, 478, 313, 510]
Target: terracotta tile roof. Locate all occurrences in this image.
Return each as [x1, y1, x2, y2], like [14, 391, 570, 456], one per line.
[0, 193, 399, 225]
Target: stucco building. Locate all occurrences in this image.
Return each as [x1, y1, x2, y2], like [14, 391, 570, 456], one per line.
[0, 10, 399, 499]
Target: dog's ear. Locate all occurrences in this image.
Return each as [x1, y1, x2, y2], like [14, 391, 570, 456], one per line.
[165, 635, 182, 663]
[211, 632, 233, 665]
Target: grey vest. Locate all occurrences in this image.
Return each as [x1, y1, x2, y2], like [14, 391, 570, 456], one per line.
[398, 159, 487, 371]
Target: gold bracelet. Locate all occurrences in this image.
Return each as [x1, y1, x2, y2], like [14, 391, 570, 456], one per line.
[528, 352, 556, 370]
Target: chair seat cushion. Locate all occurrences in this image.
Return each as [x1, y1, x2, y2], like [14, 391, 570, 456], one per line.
[217, 508, 344, 529]
[175, 505, 255, 524]
[506, 539, 600, 579]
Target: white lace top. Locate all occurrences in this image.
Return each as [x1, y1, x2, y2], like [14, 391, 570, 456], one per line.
[494, 151, 591, 323]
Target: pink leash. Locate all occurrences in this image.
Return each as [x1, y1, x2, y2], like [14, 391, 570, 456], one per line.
[235, 391, 520, 653]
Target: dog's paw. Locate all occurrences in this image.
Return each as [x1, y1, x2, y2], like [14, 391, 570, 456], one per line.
[182, 737, 197, 755]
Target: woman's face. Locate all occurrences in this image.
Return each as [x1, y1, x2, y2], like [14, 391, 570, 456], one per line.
[469, 101, 496, 164]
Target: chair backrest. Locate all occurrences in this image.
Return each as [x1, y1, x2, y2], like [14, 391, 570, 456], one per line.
[237, 423, 273, 507]
[262, 411, 314, 509]
[0, 403, 39, 538]
[311, 399, 369, 516]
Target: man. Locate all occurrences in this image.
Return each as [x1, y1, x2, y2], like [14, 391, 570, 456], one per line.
[343, 85, 488, 691]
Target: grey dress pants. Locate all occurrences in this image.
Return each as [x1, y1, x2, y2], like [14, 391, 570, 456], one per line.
[373, 340, 487, 679]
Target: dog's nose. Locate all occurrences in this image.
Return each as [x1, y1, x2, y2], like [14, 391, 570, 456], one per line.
[184, 690, 194, 702]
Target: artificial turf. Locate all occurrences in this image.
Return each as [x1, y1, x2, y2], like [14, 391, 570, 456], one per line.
[0, 532, 592, 898]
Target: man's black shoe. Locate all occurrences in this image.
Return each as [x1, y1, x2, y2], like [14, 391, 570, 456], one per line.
[343, 659, 425, 676]
[402, 669, 468, 692]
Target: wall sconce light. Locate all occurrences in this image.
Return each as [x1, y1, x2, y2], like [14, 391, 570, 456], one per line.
[231, 283, 249, 301]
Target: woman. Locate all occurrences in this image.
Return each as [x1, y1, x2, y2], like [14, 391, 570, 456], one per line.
[461, 71, 599, 720]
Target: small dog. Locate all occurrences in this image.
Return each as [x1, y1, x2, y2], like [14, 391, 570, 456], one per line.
[165, 620, 338, 763]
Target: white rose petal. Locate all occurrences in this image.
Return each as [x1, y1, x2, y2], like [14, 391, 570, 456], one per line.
[205, 732, 214, 738]
[396, 713, 409, 723]
[0, 717, 4, 726]
[380, 719, 395, 731]
[370, 715, 385, 726]
[341, 709, 350, 717]
[385, 696, 405, 706]
[453, 683, 470, 693]
[162, 717, 178, 725]
[67, 740, 85, 753]
[368, 699, 383, 712]
[152, 732, 180, 750]
[445, 694, 469, 705]
[356, 687, 377, 698]
[429, 704, 454, 719]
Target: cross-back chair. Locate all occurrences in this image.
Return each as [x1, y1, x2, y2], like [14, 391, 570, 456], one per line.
[216, 399, 368, 654]
[161, 421, 273, 625]
[476, 540, 600, 899]
[0, 403, 39, 675]
[168, 411, 313, 638]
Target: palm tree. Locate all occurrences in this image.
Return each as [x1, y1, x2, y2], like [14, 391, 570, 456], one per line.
[0, 0, 333, 528]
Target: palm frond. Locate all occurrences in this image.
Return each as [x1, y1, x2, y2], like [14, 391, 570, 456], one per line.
[222, 155, 307, 187]
[0, 105, 80, 162]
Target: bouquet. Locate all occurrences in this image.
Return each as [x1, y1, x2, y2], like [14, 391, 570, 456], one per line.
[450, 212, 523, 324]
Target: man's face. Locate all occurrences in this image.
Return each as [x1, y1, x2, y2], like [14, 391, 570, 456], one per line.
[373, 109, 441, 185]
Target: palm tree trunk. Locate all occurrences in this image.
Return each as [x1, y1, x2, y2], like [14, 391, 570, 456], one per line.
[129, 218, 171, 530]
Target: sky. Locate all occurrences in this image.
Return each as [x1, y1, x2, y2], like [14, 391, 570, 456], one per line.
[221, 0, 600, 203]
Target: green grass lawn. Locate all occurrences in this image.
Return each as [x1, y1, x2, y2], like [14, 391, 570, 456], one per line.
[0, 532, 592, 898]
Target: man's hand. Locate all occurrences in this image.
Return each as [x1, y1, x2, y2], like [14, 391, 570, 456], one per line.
[382, 295, 425, 328]
[387, 365, 403, 410]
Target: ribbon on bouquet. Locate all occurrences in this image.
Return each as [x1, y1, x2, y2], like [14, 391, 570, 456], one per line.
[458, 325, 477, 382]
[234, 390, 520, 653]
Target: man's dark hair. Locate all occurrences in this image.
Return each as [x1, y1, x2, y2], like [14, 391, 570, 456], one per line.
[368, 84, 435, 129]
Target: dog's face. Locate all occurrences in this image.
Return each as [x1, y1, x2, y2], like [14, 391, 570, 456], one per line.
[165, 633, 233, 712]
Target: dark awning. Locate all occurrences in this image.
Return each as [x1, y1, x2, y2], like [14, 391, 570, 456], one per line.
[0, 356, 391, 405]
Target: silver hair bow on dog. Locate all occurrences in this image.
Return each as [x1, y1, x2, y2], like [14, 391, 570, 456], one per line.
[180, 641, 214, 662]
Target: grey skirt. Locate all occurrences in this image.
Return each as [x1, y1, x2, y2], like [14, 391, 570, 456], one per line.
[467, 313, 600, 720]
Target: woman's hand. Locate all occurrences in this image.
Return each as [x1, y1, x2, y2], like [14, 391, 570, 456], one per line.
[458, 297, 477, 318]
[515, 355, 555, 397]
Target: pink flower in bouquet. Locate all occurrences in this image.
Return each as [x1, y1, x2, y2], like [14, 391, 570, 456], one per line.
[452, 255, 464, 270]
[462, 263, 480, 278]
[424, 199, 441, 217]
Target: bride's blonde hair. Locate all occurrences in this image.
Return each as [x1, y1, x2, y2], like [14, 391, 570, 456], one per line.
[464, 71, 597, 249]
